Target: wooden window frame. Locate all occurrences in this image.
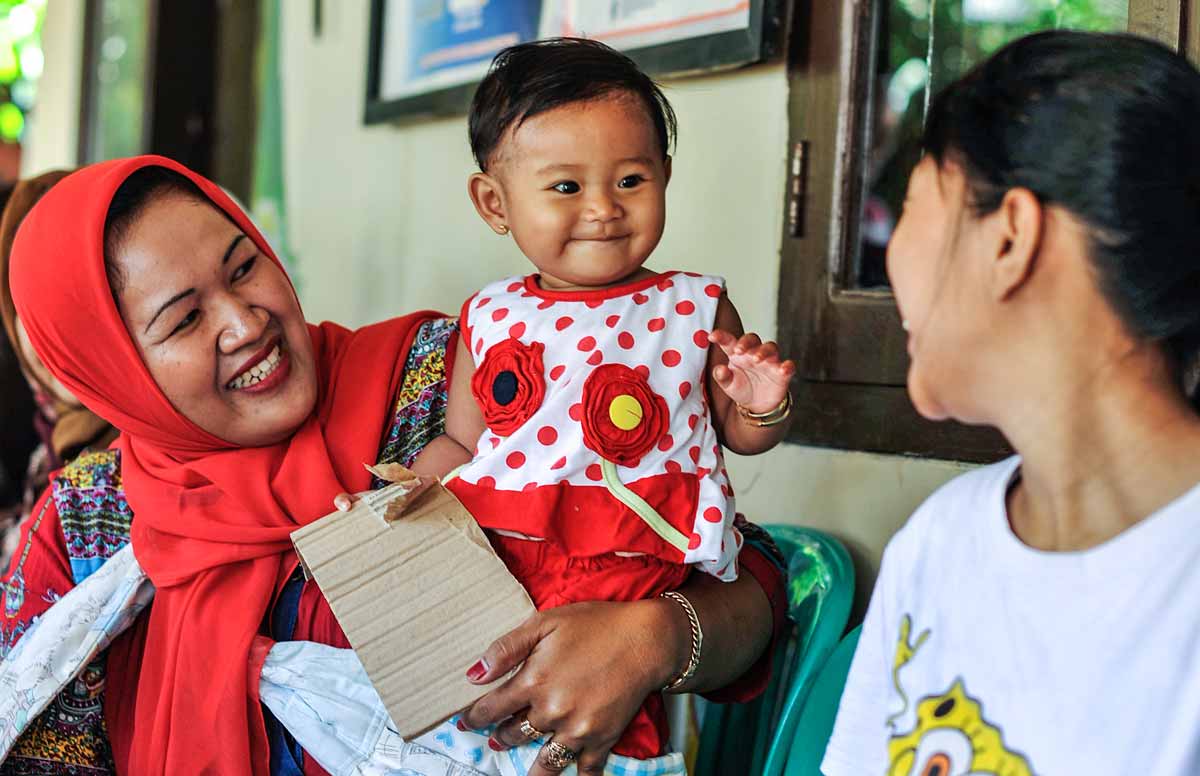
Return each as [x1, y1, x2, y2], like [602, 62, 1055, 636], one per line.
[777, 0, 1197, 463]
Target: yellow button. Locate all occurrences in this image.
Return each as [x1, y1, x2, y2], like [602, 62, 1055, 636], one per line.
[609, 394, 644, 431]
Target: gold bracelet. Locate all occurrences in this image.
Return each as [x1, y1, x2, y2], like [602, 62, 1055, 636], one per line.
[661, 591, 703, 691]
[736, 391, 792, 427]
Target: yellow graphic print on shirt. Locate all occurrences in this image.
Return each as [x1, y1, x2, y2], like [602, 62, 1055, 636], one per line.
[887, 616, 1035, 776]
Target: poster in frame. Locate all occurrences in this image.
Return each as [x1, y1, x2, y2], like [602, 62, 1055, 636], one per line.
[364, 0, 783, 125]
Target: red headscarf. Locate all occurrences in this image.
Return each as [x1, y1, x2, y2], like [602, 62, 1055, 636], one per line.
[10, 156, 440, 774]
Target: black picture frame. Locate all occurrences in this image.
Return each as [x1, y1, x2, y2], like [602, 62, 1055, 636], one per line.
[364, 0, 785, 125]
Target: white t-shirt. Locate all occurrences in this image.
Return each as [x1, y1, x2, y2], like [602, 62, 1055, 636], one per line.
[822, 456, 1200, 776]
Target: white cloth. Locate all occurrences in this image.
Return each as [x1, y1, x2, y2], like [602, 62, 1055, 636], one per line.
[823, 456, 1200, 776]
[261, 639, 688, 776]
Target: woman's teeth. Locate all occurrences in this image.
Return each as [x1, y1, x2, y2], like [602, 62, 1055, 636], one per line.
[228, 345, 282, 390]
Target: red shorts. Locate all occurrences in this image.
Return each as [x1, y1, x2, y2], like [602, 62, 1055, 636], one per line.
[489, 534, 692, 759]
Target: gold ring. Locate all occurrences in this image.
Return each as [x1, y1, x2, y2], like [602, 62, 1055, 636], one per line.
[519, 718, 547, 741]
[542, 740, 578, 771]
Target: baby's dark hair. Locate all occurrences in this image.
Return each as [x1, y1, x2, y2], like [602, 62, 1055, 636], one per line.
[468, 37, 677, 172]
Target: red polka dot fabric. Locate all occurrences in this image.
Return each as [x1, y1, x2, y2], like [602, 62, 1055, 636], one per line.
[450, 272, 740, 581]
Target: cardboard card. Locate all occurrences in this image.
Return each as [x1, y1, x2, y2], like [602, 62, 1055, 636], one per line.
[291, 474, 535, 739]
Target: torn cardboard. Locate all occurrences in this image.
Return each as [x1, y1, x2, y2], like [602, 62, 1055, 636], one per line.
[291, 465, 535, 739]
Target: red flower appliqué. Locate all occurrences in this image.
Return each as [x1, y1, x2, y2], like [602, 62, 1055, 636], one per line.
[472, 337, 546, 436]
[580, 363, 670, 467]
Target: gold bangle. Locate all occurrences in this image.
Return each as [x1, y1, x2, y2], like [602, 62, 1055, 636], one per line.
[661, 591, 703, 691]
[736, 391, 792, 427]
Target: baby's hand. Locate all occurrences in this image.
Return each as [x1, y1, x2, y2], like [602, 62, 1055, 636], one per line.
[709, 329, 795, 413]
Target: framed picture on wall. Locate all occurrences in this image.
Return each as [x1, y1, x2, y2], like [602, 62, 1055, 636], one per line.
[364, 0, 783, 124]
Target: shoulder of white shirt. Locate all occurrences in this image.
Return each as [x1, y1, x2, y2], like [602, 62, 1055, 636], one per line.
[881, 455, 1020, 563]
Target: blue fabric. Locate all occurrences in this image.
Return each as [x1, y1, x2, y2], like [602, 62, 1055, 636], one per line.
[267, 571, 307, 776]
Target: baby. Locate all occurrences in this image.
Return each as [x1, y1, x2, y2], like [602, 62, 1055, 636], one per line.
[430, 37, 796, 765]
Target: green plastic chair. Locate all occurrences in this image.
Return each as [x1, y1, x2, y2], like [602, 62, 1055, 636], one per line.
[778, 626, 862, 775]
[694, 525, 854, 776]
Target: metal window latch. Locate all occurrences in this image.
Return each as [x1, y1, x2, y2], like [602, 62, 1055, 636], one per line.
[787, 140, 810, 238]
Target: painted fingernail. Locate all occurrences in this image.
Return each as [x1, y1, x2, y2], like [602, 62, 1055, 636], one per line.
[466, 658, 489, 682]
[456, 719, 468, 732]
[488, 738, 504, 751]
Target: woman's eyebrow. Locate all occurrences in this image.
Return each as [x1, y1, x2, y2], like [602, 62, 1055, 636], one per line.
[222, 234, 246, 264]
[145, 289, 195, 334]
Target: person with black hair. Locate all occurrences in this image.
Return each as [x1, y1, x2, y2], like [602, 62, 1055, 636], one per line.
[436, 37, 793, 773]
[824, 31, 1200, 776]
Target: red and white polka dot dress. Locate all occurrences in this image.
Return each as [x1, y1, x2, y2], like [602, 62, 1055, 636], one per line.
[448, 271, 741, 582]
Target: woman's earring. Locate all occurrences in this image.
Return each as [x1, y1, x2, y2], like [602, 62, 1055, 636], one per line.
[497, 225, 509, 235]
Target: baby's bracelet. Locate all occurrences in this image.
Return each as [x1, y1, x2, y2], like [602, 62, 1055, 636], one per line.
[660, 591, 703, 691]
[736, 391, 792, 427]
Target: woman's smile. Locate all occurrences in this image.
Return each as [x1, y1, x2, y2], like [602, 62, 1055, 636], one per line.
[226, 337, 290, 393]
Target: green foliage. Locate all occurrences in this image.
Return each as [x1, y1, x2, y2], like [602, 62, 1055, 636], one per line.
[858, 0, 1128, 286]
[0, 0, 46, 141]
[890, 0, 1127, 96]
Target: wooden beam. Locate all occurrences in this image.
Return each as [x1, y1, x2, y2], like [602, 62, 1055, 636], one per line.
[1129, 0, 1184, 48]
[1186, 0, 1200, 64]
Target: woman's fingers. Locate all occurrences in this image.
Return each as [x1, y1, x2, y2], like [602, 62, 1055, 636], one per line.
[459, 674, 532, 731]
[463, 602, 659, 772]
[491, 716, 614, 776]
[571, 738, 618, 776]
[332, 492, 356, 512]
[489, 710, 544, 749]
[528, 735, 589, 776]
[460, 613, 550, 730]
[467, 612, 544, 683]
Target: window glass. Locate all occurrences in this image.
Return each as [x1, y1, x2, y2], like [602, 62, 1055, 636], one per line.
[856, 0, 1128, 288]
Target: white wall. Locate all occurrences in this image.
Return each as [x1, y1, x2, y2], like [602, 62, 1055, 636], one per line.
[276, 3, 969, 609]
[22, 0, 83, 174]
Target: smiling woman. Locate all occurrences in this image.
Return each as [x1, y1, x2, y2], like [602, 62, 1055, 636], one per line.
[101, 167, 318, 446]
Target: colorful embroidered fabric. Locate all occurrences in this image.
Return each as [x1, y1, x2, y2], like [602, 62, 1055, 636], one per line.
[3, 657, 113, 776]
[51, 451, 133, 588]
[373, 317, 456, 485]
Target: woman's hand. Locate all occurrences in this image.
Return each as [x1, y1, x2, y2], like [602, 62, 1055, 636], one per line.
[332, 492, 360, 512]
[457, 599, 688, 775]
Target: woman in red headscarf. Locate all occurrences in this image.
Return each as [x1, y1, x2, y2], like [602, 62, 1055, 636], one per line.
[0, 156, 787, 776]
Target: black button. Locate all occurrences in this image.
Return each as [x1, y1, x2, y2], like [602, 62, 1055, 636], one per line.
[493, 371, 518, 405]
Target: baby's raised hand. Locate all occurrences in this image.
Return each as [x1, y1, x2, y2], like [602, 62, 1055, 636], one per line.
[709, 329, 795, 413]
